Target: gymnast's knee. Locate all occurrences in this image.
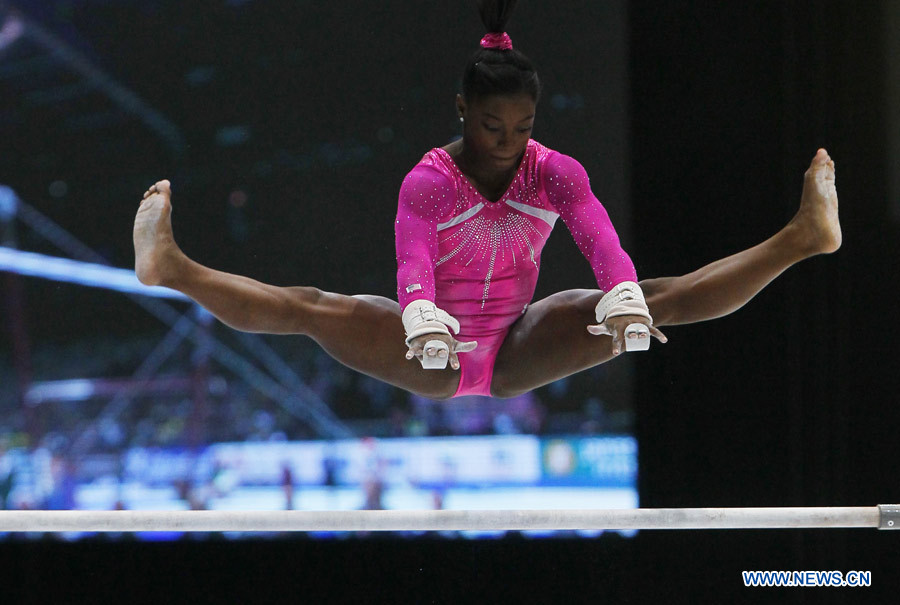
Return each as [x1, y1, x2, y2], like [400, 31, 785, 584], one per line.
[639, 277, 682, 326]
[540, 288, 603, 317]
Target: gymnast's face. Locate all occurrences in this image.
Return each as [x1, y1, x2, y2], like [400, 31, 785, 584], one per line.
[457, 93, 536, 171]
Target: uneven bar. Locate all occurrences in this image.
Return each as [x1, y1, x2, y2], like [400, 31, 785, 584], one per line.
[0, 506, 896, 533]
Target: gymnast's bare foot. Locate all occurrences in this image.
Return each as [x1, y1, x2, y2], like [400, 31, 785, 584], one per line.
[787, 148, 842, 256]
[134, 180, 184, 287]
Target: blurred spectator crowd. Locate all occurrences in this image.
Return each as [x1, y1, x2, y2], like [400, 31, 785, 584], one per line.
[0, 329, 634, 516]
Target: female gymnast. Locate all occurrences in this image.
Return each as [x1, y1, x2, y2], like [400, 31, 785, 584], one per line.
[133, 0, 840, 401]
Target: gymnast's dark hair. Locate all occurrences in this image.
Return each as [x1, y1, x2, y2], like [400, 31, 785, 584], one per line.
[462, 0, 542, 102]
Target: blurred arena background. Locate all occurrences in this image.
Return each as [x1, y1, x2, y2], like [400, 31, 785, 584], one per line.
[0, 0, 638, 525]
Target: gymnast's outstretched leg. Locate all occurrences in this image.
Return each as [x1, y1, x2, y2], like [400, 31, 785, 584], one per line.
[133, 180, 461, 400]
[491, 149, 840, 397]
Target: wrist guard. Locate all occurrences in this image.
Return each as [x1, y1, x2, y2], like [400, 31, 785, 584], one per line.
[402, 299, 460, 346]
[594, 281, 652, 325]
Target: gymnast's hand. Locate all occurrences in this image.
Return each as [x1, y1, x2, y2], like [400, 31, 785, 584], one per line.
[405, 333, 478, 370]
[588, 315, 667, 356]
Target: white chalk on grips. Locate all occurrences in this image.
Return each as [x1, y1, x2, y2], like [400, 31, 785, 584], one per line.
[420, 339, 450, 369]
[624, 323, 651, 352]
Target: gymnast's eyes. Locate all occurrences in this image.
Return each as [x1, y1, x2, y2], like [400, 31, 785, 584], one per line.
[482, 124, 531, 134]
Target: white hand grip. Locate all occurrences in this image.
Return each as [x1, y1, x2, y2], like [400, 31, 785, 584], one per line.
[420, 340, 450, 369]
[624, 323, 651, 352]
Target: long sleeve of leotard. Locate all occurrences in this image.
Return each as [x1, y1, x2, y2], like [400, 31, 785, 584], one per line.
[542, 152, 638, 291]
[395, 165, 455, 310]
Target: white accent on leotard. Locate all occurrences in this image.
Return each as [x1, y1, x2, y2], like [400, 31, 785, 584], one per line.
[504, 199, 560, 228]
[437, 203, 485, 232]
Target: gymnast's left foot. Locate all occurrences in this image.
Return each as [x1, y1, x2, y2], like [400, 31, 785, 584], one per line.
[785, 148, 842, 256]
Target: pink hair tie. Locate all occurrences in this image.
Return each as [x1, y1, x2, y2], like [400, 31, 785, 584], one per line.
[480, 32, 513, 51]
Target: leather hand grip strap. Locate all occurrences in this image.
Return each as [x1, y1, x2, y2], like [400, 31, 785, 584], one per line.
[594, 281, 652, 324]
[402, 299, 460, 346]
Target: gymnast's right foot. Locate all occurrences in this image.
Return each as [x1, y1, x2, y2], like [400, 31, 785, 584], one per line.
[134, 179, 184, 287]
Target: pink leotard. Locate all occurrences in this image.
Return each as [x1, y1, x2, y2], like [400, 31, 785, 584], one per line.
[395, 139, 637, 397]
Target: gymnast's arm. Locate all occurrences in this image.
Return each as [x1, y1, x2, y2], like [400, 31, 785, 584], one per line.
[542, 152, 664, 348]
[395, 167, 474, 366]
[542, 154, 636, 284]
[395, 166, 444, 315]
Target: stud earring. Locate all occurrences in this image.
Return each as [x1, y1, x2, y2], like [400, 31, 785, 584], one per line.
[459, 117, 464, 123]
